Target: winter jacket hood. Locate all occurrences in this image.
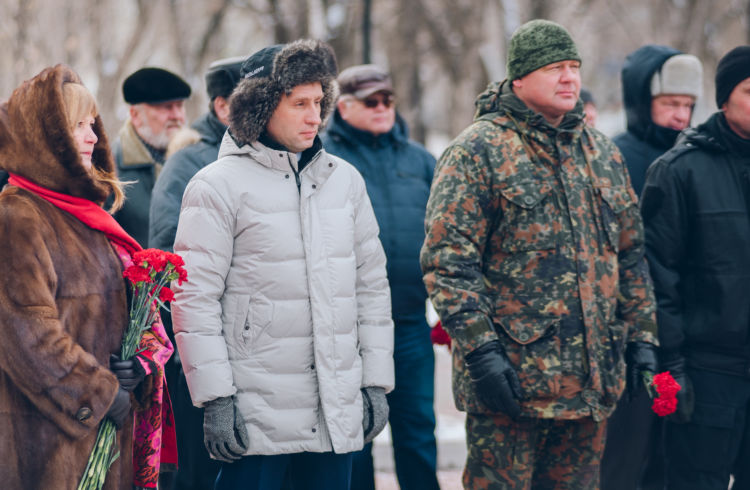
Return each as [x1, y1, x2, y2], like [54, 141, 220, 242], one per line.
[621, 45, 683, 147]
[228, 39, 338, 146]
[0, 64, 115, 204]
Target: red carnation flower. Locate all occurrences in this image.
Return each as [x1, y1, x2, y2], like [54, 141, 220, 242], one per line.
[644, 371, 681, 417]
[158, 286, 175, 303]
[123, 264, 152, 284]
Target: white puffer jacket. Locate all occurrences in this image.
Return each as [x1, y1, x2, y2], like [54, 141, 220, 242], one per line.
[172, 133, 394, 455]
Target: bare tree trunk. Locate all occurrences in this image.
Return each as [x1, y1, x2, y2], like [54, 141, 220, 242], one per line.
[362, 0, 372, 63]
[93, 0, 161, 135]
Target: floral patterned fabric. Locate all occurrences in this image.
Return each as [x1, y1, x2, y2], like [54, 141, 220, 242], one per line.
[113, 243, 178, 488]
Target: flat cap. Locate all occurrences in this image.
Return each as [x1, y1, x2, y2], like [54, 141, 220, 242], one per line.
[122, 67, 191, 105]
[337, 64, 393, 99]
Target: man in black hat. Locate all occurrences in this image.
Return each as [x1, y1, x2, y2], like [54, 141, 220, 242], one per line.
[640, 45, 750, 489]
[148, 57, 243, 490]
[171, 40, 393, 490]
[112, 66, 191, 246]
[322, 65, 439, 490]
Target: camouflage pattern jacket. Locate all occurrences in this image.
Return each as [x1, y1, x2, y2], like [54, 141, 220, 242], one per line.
[420, 81, 657, 421]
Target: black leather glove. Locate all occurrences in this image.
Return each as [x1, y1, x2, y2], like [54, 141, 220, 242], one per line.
[661, 355, 695, 423]
[464, 340, 522, 418]
[106, 386, 131, 429]
[362, 386, 389, 444]
[625, 341, 659, 401]
[110, 354, 146, 392]
[203, 396, 249, 463]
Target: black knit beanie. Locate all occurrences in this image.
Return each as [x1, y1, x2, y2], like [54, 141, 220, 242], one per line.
[715, 46, 750, 108]
[506, 19, 581, 81]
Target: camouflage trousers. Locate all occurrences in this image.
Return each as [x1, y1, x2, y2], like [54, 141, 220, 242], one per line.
[463, 412, 607, 489]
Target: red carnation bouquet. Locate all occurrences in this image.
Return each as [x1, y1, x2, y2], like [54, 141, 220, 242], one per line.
[644, 371, 681, 417]
[78, 249, 187, 490]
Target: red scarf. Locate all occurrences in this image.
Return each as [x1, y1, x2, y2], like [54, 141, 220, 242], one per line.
[7, 174, 142, 255]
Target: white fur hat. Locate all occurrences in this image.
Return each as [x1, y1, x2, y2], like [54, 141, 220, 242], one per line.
[650, 54, 703, 98]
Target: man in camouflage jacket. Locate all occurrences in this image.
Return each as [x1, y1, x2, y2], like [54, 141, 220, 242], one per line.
[420, 19, 658, 489]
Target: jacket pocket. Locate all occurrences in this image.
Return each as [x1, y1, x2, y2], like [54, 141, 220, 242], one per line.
[239, 295, 274, 354]
[495, 313, 562, 400]
[498, 181, 560, 252]
[668, 401, 736, 472]
[596, 185, 632, 253]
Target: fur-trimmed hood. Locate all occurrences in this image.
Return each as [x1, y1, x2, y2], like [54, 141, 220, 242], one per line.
[228, 39, 338, 146]
[0, 64, 115, 204]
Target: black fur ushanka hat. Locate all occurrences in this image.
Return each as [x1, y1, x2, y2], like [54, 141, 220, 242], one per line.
[228, 39, 339, 146]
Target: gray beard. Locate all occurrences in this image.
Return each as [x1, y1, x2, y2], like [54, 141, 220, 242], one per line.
[136, 123, 172, 150]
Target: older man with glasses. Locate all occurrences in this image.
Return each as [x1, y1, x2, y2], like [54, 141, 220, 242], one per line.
[322, 65, 440, 490]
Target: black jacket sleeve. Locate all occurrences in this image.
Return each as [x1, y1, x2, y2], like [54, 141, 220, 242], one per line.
[640, 157, 689, 357]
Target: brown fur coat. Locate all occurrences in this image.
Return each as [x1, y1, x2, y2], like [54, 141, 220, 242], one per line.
[0, 65, 132, 489]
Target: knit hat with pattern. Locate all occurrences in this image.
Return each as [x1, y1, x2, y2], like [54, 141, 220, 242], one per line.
[506, 19, 581, 81]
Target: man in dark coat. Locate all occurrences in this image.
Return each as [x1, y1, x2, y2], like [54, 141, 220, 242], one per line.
[148, 56, 243, 490]
[322, 64, 439, 490]
[111, 67, 191, 246]
[613, 45, 703, 196]
[601, 45, 703, 490]
[640, 45, 750, 490]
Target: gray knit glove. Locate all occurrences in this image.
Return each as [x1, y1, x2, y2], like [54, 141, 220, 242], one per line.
[203, 396, 249, 463]
[362, 386, 389, 444]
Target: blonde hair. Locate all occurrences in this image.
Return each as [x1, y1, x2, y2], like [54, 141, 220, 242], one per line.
[62, 82, 126, 213]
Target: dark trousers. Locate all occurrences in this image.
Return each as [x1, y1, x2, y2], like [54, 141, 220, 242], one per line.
[600, 387, 664, 490]
[214, 452, 353, 490]
[350, 322, 440, 490]
[665, 367, 750, 489]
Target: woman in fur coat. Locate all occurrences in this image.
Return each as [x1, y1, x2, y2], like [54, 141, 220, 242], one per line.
[0, 65, 176, 489]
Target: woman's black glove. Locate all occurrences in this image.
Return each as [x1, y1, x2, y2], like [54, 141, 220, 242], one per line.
[110, 354, 146, 392]
[464, 340, 522, 418]
[106, 386, 132, 429]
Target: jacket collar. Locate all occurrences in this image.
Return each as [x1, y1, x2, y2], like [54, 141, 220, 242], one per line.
[220, 132, 333, 181]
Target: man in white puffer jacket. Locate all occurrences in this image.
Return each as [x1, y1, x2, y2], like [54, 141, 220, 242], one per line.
[171, 39, 394, 490]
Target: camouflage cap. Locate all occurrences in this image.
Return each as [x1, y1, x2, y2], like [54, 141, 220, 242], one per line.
[506, 19, 581, 81]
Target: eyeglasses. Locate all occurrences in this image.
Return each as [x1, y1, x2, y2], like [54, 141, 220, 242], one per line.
[362, 95, 395, 109]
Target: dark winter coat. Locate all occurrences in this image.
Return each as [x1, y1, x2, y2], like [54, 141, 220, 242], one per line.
[641, 112, 750, 375]
[0, 65, 132, 489]
[614, 45, 684, 197]
[322, 111, 435, 325]
[112, 120, 163, 247]
[149, 112, 226, 251]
